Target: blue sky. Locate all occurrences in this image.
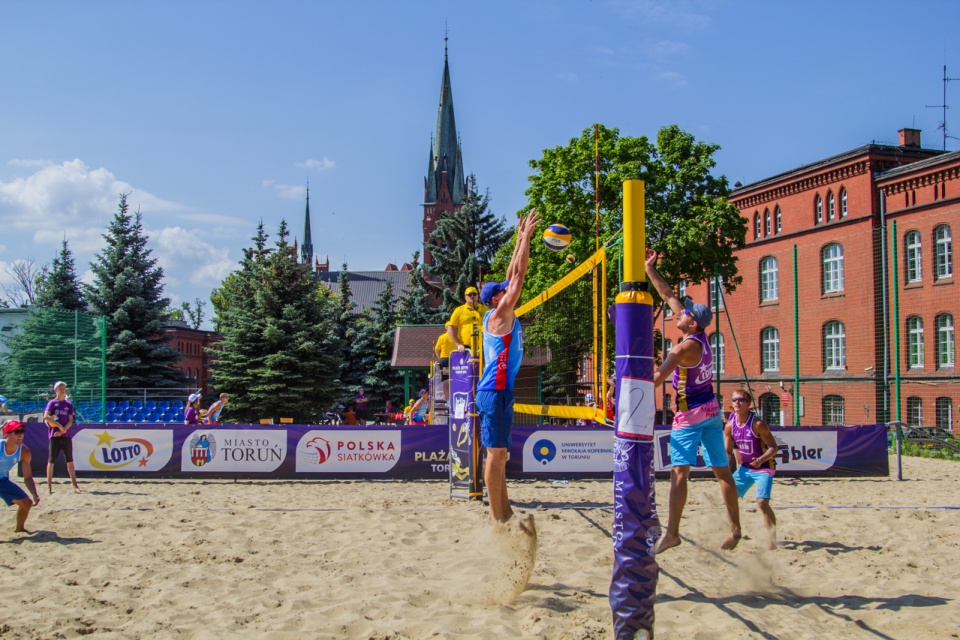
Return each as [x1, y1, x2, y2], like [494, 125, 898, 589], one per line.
[2, 0, 958, 327]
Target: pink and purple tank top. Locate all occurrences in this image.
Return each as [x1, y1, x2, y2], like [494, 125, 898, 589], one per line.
[731, 411, 776, 473]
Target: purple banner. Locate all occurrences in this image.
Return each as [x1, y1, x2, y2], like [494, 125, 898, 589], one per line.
[448, 350, 480, 497]
[23, 423, 890, 480]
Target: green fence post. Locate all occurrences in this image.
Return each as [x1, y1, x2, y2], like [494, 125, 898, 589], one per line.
[793, 245, 800, 426]
[101, 316, 107, 423]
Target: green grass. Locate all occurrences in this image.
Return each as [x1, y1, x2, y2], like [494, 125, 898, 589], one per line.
[890, 438, 960, 461]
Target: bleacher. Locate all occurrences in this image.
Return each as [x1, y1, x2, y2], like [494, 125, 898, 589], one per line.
[3, 391, 189, 424]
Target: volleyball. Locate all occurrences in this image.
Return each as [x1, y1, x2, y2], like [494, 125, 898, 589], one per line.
[543, 224, 571, 251]
[565, 254, 576, 264]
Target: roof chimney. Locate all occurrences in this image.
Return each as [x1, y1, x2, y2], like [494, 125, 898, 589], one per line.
[898, 128, 921, 148]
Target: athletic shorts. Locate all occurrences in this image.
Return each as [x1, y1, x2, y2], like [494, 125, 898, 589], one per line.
[439, 357, 450, 381]
[477, 389, 514, 449]
[668, 415, 727, 467]
[0, 478, 28, 506]
[48, 436, 74, 464]
[733, 466, 775, 500]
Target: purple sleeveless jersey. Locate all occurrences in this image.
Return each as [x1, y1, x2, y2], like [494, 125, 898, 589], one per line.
[732, 411, 776, 472]
[671, 332, 715, 412]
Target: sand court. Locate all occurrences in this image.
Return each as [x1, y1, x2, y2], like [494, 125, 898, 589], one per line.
[1, 455, 958, 639]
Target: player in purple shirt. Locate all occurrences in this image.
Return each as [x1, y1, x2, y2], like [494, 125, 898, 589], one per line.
[43, 381, 81, 494]
[646, 249, 741, 553]
[725, 389, 779, 549]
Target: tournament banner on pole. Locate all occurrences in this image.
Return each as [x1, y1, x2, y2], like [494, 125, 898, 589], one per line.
[448, 350, 479, 498]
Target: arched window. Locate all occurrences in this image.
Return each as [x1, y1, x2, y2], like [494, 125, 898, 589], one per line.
[823, 321, 846, 370]
[775, 206, 782, 234]
[760, 393, 781, 426]
[936, 313, 955, 368]
[936, 397, 953, 431]
[815, 194, 823, 225]
[906, 396, 923, 426]
[764, 209, 771, 236]
[822, 395, 845, 426]
[906, 316, 924, 369]
[754, 212, 761, 239]
[905, 230, 922, 283]
[759, 256, 778, 302]
[761, 326, 780, 372]
[827, 191, 836, 221]
[822, 243, 844, 293]
[934, 224, 952, 279]
[839, 188, 848, 218]
[710, 332, 725, 374]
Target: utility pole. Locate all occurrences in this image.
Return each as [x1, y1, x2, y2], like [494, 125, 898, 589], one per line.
[926, 65, 960, 151]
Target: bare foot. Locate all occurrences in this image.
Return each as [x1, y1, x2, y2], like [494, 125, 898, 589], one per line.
[14, 527, 33, 534]
[517, 513, 537, 538]
[656, 532, 682, 554]
[73, 486, 82, 494]
[721, 530, 742, 550]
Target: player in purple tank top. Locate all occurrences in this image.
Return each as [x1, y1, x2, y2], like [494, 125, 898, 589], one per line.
[43, 381, 81, 494]
[646, 248, 742, 554]
[725, 389, 780, 549]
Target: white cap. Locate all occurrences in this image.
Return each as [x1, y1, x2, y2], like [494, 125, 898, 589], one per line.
[188, 392, 202, 403]
[54, 381, 67, 390]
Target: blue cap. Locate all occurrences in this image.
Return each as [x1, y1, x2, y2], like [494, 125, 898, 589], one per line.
[480, 279, 510, 305]
[683, 298, 712, 330]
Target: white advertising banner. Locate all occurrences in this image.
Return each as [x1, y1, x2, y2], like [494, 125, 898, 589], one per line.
[522, 430, 614, 473]
[181, 429, 287, 472]
[296, 429, 401, 473]
[73, 428, 173, 472]
[653, 428, 838, 472]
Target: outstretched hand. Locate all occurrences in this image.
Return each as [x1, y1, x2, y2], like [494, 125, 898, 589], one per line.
[518, 208, 541, 242]
[645, 248, 659, 271]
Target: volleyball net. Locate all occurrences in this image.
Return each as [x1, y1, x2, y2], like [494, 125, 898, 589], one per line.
[512, 246, 611, 424]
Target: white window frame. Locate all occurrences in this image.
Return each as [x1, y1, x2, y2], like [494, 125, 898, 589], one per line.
[709, 276, 724, 309]
[906, 396, 923, 427]
[760, 256, 778, 302]
[815, 195, 823, 225]
[907, 316, 925, 369]
[761, 327, 780, 372]
[905, 231, 922, 283]
[823, 394, 845, 426]
[775, 206, 782, 234]
[764, 210, 771, 236]
[827, 192, 836, 221]
[935, 225, 952, 279]
[824, 321, 846, 370]
[840, 188, 848, 218]
[710, 332, 725, 374]
[754, 212, 761, 239]
[936, 397, 953, 431]
[937, 313, 955, 368]
[822, 243, 844, 293]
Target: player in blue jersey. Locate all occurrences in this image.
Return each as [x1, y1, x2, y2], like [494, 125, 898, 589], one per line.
[1, 420, 40, 533]
[646, 249, 741, 553]
[477, 208, 540, 524]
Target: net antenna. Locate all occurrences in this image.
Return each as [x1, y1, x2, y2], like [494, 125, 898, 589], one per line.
[926, 64, 960, 151]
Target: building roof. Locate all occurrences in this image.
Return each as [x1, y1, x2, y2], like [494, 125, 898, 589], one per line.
[876, 148, 960, 181]
[730, 143, 943, 199]
[316, 270, 411, 315]
[391, 323, 551, 369]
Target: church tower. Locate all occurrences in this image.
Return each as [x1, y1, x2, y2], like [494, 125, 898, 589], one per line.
[301, 185, 314, 267]
[422, 38, 466, 266]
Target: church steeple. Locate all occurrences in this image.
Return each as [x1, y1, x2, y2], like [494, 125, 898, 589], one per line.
[301, 185, 314, 267]
[423, 35, 466, 266]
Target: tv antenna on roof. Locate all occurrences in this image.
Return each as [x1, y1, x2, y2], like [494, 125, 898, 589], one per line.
[926, 64, 960, 150]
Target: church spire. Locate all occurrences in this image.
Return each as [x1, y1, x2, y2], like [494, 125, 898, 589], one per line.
[301, 184, 314, 267]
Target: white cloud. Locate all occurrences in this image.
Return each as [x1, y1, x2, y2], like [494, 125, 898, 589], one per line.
[296, 157, 336, 172]
[152, 226, 237, 288]
[262, 179, 306, 200]
[7, 158, 53, 168]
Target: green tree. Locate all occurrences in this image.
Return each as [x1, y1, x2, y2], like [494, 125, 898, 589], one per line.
[425, 174, 510, 315]
[356, 279, 403, 410]
[398, 251, 437, 325]
[85, 194, 187, 390]
[35, 239, 85, 311]
[332, 262, 361, 398]
[503, 124, 744, 298]
[210, 220, 342, 423]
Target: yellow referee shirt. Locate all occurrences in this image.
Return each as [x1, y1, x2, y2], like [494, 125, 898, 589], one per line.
[446, 303, 489, 347]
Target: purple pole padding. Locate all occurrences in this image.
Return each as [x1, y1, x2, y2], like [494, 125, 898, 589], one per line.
[610, 295, 659, 639]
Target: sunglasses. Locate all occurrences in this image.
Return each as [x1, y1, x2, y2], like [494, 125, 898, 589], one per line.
[10, 429, 25, 434]
[731, 398, 749, 403]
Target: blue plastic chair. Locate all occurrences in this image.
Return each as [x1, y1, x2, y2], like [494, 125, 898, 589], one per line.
[117, 401, 130, 411]
[158, 400, 170, 410]
[145, 401, 157, 412]
[106, 412, 118, 423]
[106, 401, 117, 412]
[131, 401, 144, 411]
[171, 400, 185, 410]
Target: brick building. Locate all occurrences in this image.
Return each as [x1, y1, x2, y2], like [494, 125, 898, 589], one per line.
[165, 321, 221, 396]
[658, 130, 958, 433]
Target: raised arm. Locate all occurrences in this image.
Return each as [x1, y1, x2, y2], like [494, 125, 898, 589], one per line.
[645, 249, 685, 316]
[494, 209, 541, 318]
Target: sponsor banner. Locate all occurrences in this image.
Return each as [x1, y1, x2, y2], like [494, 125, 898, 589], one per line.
[23, 422, 888, 479]
[73, 428, 173, 472]
[448, 351, 478, 495]
[522, 430, 614, 473]
[181, 429, 286, 472]
[296, 430, 401, 473]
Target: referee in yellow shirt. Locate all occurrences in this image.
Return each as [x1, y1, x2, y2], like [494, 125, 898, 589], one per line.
[434, 331, 457, 401]
[445, 286, 488, 354]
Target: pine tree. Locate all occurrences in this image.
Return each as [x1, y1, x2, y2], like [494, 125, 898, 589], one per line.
[398, 251, 437, 325]
[356, 280, 403, 410]
[332, 262, 361, 398]
[35, 239, 85, 311]
[426, 174, 510, 315]
[210, 220, 342, 423]
[85, 194, 187, 390]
